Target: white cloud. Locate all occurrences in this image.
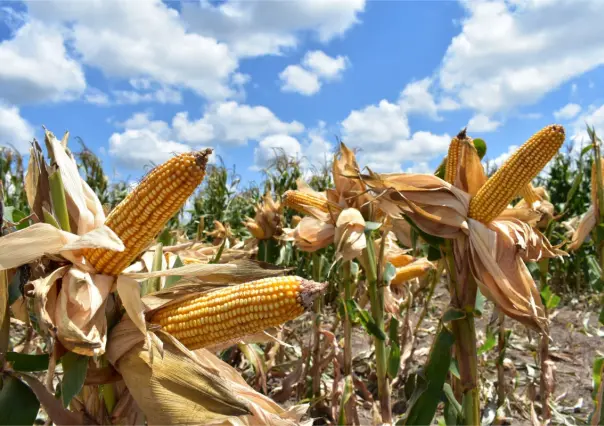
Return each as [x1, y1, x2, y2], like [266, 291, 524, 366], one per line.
[279, 50, 348, 96]
[553, 103, 581, 120]
[0, 19, 86, 105]
[254, 134, 302, 169]
[467, 114, 501, 132]
[0, 104, 35, 152]
[439, 0, 604, 114]
[571, 104, 604, 145]
[108, 112, 192, 169]
[84, 88, 110, 106]
[304, 126, 335, 168]
[173, 101, 305, 146]
[399, 78, 441, 119]
[342, 100, 409, 144]
[302, 50, 348, 80]
[180, 0, 366, 57]
[27, 0, 238, 101]
[341, 99, 449, 172]
[113, 86, 182, 105]
[279, 65, 321, 96]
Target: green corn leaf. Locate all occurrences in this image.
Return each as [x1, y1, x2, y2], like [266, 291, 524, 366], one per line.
[0, 375, 40, 425]
[399, 327, 455, 425]
[5, 353, 50, 372]
[61, 352, 88, 408]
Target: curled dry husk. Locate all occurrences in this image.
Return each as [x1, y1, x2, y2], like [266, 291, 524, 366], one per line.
[359, 164, 565, 332]
[106, 318, 311, 425]
[570, 158, 604, 251]
[244, 193, 282, 240]
[0, 130, 125, 355]
[333, 208, 366, 263]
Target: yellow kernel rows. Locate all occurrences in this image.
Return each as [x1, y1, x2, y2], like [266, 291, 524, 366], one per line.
[283, 190, 342, 217]
[468, 125, 565, 224]
[84, 150, 211, 276]
[150, 276, 306, 350]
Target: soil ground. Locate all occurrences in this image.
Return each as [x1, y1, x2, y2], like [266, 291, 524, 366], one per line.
[280, 282, 603, 425]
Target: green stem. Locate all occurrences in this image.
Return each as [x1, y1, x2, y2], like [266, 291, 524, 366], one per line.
[0, 269, 9, 368]
[49, 169, 71, 232]
[311, 253, 324, 399]
[363, 232, 392, 424]
[343, 261, 353, 376]
[444, 241, 480, 425]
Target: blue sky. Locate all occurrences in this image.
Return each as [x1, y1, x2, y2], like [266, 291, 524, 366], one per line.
[1, 0, 604, 186]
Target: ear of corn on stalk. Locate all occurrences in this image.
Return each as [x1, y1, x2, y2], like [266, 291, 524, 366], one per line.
[519, 183, 542, 205]
[150, 276, 326, 350]
[83, 149, 212, 275]
[283, 190, 342, 217]
[445, 129, 467, 184]
[468, 125, 565, 224]
[391, 261, 433, 285]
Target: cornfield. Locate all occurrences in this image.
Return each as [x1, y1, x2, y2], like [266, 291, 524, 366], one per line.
[1, 124, 603, 426]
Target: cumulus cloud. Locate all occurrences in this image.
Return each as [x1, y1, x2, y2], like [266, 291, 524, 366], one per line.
[27, 0, 238, 101]
[570, 104, 604, 145]
[279, 65, 321, 96]
[109, 101, 305, 168]
[467, 114, 502, 132]
[0, 19, 86, 105]
[108, 112, 192, 169]
[173, 101, 305, 146]
[341, 99, 449, 172]
[181, 0, 366, 57]
[0, 104, 35, 152]
[554, 103, 581, 121]
[439, 0, 604, 114]
[280, 50, 348, 96]
[253, 134, 302, 169]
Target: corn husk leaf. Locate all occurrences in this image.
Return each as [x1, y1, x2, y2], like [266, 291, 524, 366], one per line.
[284, 216, 334, 252]
[333, 208, 366, 264]
[25, 140, 51, 223]
[107, 319, 252, 425]
[0, 223, 123, 271]
[45, 129, 105, 235]
[569, 206, 596, 251]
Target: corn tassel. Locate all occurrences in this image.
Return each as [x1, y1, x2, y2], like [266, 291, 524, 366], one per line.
[84, 150, 212, 275]
[468, 125, 565, 224]
[150, 276, 326, 350]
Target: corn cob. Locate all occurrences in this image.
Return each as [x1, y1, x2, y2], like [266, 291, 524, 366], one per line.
[468, 125, 564, 224]
[591, 158, 604, 206]
[150, 276, 326, 350]
[387, 253, 414, 268]
[519, 183, 541, 205]
[445, 129, 467, 184]
[283, 190, 342, 217]
[391, 261, 432, 285]
[84, 149, 212, 275]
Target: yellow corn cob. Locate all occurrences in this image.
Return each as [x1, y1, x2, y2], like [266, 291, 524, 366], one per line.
[84, 149, 212, 275]
[468, 125, 565, 224]
[445, 129, 467, 184]
[283, 190, 342, 217]
[391, 261, 432, 285]
[519, 183, 541, 205]
[387, 253, 414, 268]
[591, 158, 604, 206]
[150, 276, 326, 350]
